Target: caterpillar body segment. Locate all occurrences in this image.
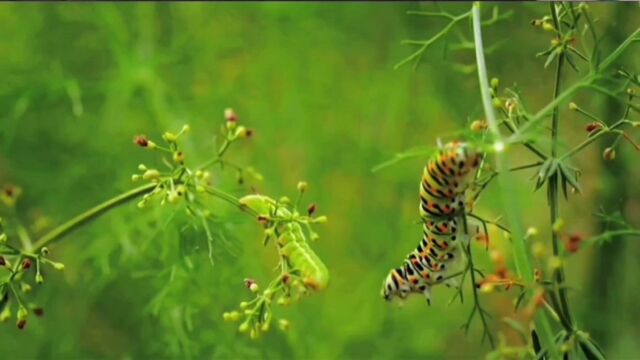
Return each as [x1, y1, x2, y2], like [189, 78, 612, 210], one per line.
[238, 194, 329, 291]
[279, 232, 330, 290]
[382, 142, 485, 305]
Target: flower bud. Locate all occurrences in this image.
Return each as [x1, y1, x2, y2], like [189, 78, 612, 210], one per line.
[585, 122, 603, 135]
[238, 322, 250, 333]
[250, 329, 259, 340]
[134, 135, 150, 148]
[17, 306, 27, 322]
[131, 174, 141, 182]
[33, 308, 44, 317]
[21, 283, 32, 293]
[627, 88, 636, 96]
[279, 196, 291, 205]
[228, 311, 240, 322]
[224, 108, 237, 122]
[534, 268, 543, 283]
[310, 232, 320, 241]
[603, 147, 616, 161]
[167, 191, 179, 204]
[0, 307, 10, 322]
[260, 322, 270, 332]
[313, 215, 328, 223]
[542, 22, 555, 32]
[565, 233, 583, 254]
[307, 203, 317, 216]
[492, 98, 502, 109]
[548, 256, 563, 272]
[22, 258, 32, 271]
[490, 77, 499, 89]
[0, 233, 6, 244]
[552, 218, 565, 233]
[526, 227, 539, 238]
[277, 296, 290, 306]
[51, 261, 65, 271]
[278, 319, 290, 331]
[142, 169, 160, 181]
[569, 102, 578, 111]
[173, 151, 185, 164]
[297, 181, 308, 193]
[181, 124, 191, 133]
[249, 283, 259, 293]
[175, 185, 187, 197]
[239, 301, 249, 309]
[0, 256, 5, 266]
[163, 131, 178, 143]
[470, 120, 488, 132]
[35, 273, 44, 284]
[480, 282, 494, 294]
[234, 126, 249, 139]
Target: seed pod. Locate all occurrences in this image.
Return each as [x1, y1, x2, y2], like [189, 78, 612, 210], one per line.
[585, 122, 603, 135]
[603, 147, 616, 161]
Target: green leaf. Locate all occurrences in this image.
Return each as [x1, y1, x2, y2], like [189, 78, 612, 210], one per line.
[544, 49, 559, 68]
[559, 163, 582, 194]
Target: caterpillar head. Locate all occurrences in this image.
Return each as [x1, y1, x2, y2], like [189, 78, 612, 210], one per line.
[238, 194, 276, 217]
[381, 267, 410, 301]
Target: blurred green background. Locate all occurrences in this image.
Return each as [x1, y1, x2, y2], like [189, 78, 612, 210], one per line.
[1, 2, 639, 359]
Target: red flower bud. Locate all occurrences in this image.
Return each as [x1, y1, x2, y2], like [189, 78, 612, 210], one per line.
[33, 308, 44, 317]
[565, 233, 583, 253]
[0, 256, 5, 266]
[245, 129, 253, 138]
[534, 268, 543, 283]
[307, 203, 317, 216]
[134, 135, 149, 147]
[244, 278, 257, 289]
[224, 108, 238, 122]
[22, 258, 32, 270]
[17, 319, 27, 330]
[282, 274, 290, 285]
[585, 122, 603, 135]
[4, 186, 14, 197]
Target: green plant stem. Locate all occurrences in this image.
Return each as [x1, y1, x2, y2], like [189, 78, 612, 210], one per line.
[560, 123, 627, 160]
[32, 183, 157, 250]
[395, 10, 470, 69]
[549, 2, 574, 330]
[509, 27, 640, 144]
[472, 3, 559, 357]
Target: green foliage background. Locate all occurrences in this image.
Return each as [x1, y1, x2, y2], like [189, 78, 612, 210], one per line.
[1, 2, 639, 359]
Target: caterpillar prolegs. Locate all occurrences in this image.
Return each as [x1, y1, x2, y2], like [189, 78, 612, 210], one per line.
[381, 142, 485, 305]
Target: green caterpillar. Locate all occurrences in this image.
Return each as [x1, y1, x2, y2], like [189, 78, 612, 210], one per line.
[239, 194, 329, 291]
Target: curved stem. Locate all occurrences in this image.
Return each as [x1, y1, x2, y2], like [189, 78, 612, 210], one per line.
[32, 183, 157, 250]
[472, 3, 559, 357]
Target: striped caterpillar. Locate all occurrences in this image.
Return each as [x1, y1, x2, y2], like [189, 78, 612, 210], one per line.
[239, 194, 329, 291]
[381, 141, 484, 305]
